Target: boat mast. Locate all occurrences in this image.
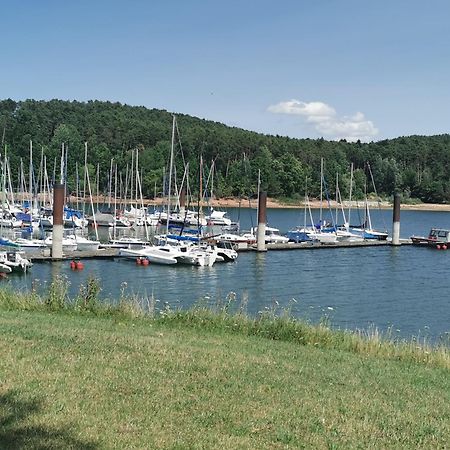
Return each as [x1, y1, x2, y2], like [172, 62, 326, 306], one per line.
[85, 165, 99, 241]
[83, 142, 88, 218]
[165, 115, 176, 241]
[29, 141, 33, 208]
[348, 163, 354, 227]
[256, 168, 261, 234]
[319, 157, 323, 228]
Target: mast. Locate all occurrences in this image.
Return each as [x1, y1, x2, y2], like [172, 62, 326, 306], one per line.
[348, 163, 354, 227]
[319, 157, 323, 228]
[108, 158, 113, 208]
[96, 163, 100, 211]
[75, 162, 79, 212]
[256, 169, 261, 234]
[83, 142, 88, 217]
[113, 163, 118, 240]
[165, 115, 176, 240]
[335, 172, 339, 225]
[29, 141, 33, 207]
[303, 177, 308, 230]
[60, 143, 65, 184]
[85, 165, 99, 241]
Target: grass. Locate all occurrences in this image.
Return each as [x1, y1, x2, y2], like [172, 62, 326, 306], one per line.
[0, 281, 449, 448]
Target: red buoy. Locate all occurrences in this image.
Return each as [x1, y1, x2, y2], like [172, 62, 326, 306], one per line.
[76, 261, 84, 270]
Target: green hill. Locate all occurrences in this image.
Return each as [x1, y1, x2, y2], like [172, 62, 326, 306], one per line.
[1, 98, 450, 203]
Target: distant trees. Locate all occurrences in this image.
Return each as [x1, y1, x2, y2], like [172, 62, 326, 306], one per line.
[1, 98, 450, 203]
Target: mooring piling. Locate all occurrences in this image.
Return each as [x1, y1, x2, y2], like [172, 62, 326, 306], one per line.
[51, 183, 65, 259]
[257, 191, 267, 252]
[392, 193, 401, 246]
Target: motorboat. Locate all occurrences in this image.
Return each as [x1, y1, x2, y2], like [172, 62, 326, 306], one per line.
[118, 245, 180, 265]
[215, 241, 238, 262]
[44, 235, 78, 252]
[0, 251, 33, 272]
[71, 235, 100, 252]
[411, 228, 450, 247]
[244, 226, 289, 244]
[206, 208, 232, 226]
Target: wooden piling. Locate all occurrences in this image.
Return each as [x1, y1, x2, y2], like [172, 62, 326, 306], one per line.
[51, 183, 65, 259]
[257, 191, 267, 252]
[392, 193, 401, 246]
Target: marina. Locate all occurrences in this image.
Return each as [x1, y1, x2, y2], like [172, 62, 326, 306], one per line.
[2, 206, 449, 344]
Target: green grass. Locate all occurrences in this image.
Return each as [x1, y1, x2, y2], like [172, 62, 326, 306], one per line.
[0, 285, 449, 449]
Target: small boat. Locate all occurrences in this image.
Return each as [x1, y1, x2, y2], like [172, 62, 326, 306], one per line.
[0, 251, 33, 273]
[206, 208, 232, 226]
[215, 233, 256, 250]
[243, 226, 289, 244]
[0, 263, 12, 274]
[72, 235, 100, 252]
[287, 227, 314, 243]
[215, 241, 238, 262]
[118, 245, 179, 265]
[44, 235, 78, 252]
[411, 228, 450, 247]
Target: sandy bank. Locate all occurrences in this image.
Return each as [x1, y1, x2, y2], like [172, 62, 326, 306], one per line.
[66, 195, 450, 212]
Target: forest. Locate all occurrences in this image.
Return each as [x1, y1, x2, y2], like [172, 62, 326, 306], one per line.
[1, 98, 450, 204]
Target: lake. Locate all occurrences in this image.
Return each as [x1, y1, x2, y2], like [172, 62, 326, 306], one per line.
[4, 206, 450, 344]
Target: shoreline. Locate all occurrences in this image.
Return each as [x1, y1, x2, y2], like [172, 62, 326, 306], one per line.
[66, 195, 450, 212]
[147, 197, 450, 212]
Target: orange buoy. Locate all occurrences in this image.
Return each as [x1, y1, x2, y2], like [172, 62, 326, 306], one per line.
[70, 260, 76, 269]
[76, 261, 84, 270]
[141, 258, 149, 266]
[136, 258, 142, 265]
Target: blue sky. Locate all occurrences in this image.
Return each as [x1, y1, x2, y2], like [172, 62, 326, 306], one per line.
[2, 0, 449, 141]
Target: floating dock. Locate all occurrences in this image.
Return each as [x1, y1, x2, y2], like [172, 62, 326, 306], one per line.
[27, 239, 413, 262]
[240, 239, 412, 252]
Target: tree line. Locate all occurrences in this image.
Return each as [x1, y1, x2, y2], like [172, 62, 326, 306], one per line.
[1, 98, 450, 203]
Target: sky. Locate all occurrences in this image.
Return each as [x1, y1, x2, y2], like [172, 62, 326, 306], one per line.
[1, 0, 449, 142]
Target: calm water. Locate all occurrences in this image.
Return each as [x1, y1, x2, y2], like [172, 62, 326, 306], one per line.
[4, 207, 450, 343]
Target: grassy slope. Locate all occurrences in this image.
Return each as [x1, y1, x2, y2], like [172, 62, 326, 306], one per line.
[0, 309, 449, 449]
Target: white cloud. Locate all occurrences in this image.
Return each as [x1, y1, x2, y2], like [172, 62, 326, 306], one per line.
[267, 99, 336, 118]
[267, 99, 379, 142]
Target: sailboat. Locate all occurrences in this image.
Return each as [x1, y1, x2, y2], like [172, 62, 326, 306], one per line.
[72, 146, 101, 252]
[349, 163, 388, 240]
[287, 175, 337, 244]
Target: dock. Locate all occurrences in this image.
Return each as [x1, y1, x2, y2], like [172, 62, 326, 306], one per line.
[27, 239, 413, 262]
[240, 239, 412, 251]
[30, 248, 120, 262]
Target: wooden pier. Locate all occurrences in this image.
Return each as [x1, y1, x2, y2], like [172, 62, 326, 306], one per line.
[239, 239, 412, 252]
[27, 239, 413, 262]
[30, 248, 120, 262]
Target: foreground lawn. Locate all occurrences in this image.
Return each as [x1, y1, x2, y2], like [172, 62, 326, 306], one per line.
[0, 307, 449, 449]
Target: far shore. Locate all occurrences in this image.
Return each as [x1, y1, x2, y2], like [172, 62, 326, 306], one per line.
[88, 196, 450, 212]
[27, 193, 450, 212]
